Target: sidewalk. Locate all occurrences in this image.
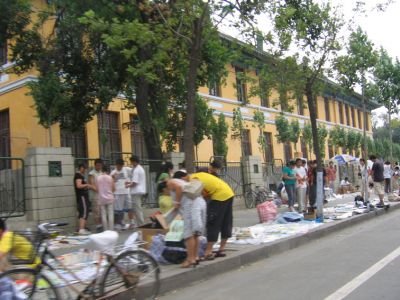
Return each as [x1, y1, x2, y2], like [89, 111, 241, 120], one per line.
[49, 193, 399, 297]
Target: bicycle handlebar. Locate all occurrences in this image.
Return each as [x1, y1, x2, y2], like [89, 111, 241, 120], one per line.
[38, 222, 68, 233]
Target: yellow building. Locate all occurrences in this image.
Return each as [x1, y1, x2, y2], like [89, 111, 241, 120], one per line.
[0, 5, 377, 165]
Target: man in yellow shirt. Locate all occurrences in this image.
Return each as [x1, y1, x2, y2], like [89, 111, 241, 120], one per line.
[190, 172, 235, 260]
[0, 219, 39, 270]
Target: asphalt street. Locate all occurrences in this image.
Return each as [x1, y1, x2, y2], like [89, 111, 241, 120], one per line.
[161, 207, 400, 300]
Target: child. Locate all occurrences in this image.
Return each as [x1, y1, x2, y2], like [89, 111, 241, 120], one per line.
[96, 166, 116, 231]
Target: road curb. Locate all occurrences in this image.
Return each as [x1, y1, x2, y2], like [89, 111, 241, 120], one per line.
[159, 202, 400, 296]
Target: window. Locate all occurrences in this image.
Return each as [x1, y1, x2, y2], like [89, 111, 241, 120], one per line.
[297, 97, 304, 115]
[0, 110, 11, 169]
[351, 107, 356, 128]
[208, 78, 221, 97]
[60, 128, 87, 158]
[235, 67, 247, 102]
[324, 97, 330, 122]
[358, 109, 363, 129]
[284, 142, 292, 163]
[338, 102, 344, 124]
[98, 111, 121, 160]
[345, 104, 351, 126]
[259, 79, 269, 107]
[130, 115, 148, 159]
[0, 40, 7, 65]
[264, 132, 274, 163]
[366, 113, 370, 131]
[301, 140, 308, 159]
[241, 129, 252, 156]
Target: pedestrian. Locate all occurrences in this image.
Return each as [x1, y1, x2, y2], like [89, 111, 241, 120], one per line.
[74, 164, 95, 235]
[282, 160, 297, 212]
[209, 160, 222, 177]
[392, 166, 400, 194]
[88, 158, 104, 233]
[168, 171, 206, 268]
[359, 158, 368, 199]
[294, 158, 307, 212]
[370, 155, 386, 208]
[190, 171, 234, 260]
[326, 161, 337, 192]
[156, 161, 174, 184]
[126, 156, 146, 228]
[384, 161, 392, 194]
[110, 158, 131, 231]
[96, 165, 115, 231]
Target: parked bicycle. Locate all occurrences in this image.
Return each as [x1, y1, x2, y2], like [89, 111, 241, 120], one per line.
[0, 222, 160, 300]
[243, 183, 269, 209]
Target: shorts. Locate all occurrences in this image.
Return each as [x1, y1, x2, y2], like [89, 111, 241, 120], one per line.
[207, 197, 233, 242]
[114, 194, 130, 212]
[77, 194, 90, 220]
[374, 181, 385, 196]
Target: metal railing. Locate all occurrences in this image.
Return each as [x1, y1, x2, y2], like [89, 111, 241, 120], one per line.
[0, 157, 25, 218]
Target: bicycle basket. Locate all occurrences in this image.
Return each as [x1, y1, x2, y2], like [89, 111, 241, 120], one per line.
[7, 231, 44, 265]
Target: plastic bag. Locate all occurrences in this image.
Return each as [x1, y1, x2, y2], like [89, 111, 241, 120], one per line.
[257, 201, 277, 223]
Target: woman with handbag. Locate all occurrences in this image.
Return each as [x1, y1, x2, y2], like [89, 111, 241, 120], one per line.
[167, 171, 206, 268]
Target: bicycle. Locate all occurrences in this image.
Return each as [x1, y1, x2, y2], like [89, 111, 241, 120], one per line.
[243, 183, 270, 209]
[0, 222, 160, 300]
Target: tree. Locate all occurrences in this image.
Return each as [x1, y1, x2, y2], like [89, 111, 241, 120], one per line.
[329, 125, 347, 155]
[253, 109, 267, 162]
[211, 113, 229, 158]
[370, 48, 400, 161]
[193, 96, 215, 159]
[272, 1, 343, 217]
[302, 122, 313, 160]
[335, 26, 378, 159]
[317, 125, 328, 159]
[289, 119, 300, 152]
[346, 130, 358, 156]
[231, 108, 246, 157]
[275, 115, 291, 145]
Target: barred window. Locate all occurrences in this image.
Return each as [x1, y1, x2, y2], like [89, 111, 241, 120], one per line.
[264, 132, 274, 163]
[0, 110, 11, 169]
[241, 129, 252, 156]
[260, 79, 269, 108]
[351, 107, 356, 128]
[235, 67, 247, 102]
[130, 114, 148, 159]
[98, 111, 121, 160]
[324, 97, 330, 122]
[338, 102, 344, 124]
[60, 128, 87, 158]
[208, 78, 221, 97]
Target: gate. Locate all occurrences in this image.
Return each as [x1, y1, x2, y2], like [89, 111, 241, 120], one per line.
[0, 157, 25, 218]
[262, 159, 284, 191]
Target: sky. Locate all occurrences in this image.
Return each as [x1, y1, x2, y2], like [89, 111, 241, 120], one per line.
[219, 0, 400, 126]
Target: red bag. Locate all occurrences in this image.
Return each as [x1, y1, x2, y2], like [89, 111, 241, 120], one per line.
[257, 201, 277, 223]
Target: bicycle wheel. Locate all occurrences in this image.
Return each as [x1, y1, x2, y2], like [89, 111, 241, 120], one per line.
[0, 267, 60, 300]
[100, 249, 160, 300]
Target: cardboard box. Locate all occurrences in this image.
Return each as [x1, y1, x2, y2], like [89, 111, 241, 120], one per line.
[138, 214, 169, 249]
[303, 209, 316, 220]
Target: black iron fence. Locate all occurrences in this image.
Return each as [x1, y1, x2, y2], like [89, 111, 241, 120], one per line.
[0, 157, 25, 218]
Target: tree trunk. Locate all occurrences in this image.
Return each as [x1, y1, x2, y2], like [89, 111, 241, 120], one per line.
[389, 110, 393, 162]
[306, 82, 323, 219]
[183, 19, 203, 173]
[361, 77, 369, 202]
[135, 77, 163, 161]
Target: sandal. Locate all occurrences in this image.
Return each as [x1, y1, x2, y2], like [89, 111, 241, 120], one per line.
[213, 251, 226, 258]
[181, 260, 197, 268]
[202, 253, 216, 261]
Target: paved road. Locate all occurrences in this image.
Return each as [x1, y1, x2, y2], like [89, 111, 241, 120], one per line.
[161, 207, 400, 300]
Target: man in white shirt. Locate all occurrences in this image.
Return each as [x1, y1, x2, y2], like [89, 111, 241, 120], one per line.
[110, 158, 131, 230]
[294, 158, 308, 212]
[126, 156, 146, 227]
[88, 159, 103, 232]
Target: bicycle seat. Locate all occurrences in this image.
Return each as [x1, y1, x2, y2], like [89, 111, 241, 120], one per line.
[86, 230, 119, 252]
